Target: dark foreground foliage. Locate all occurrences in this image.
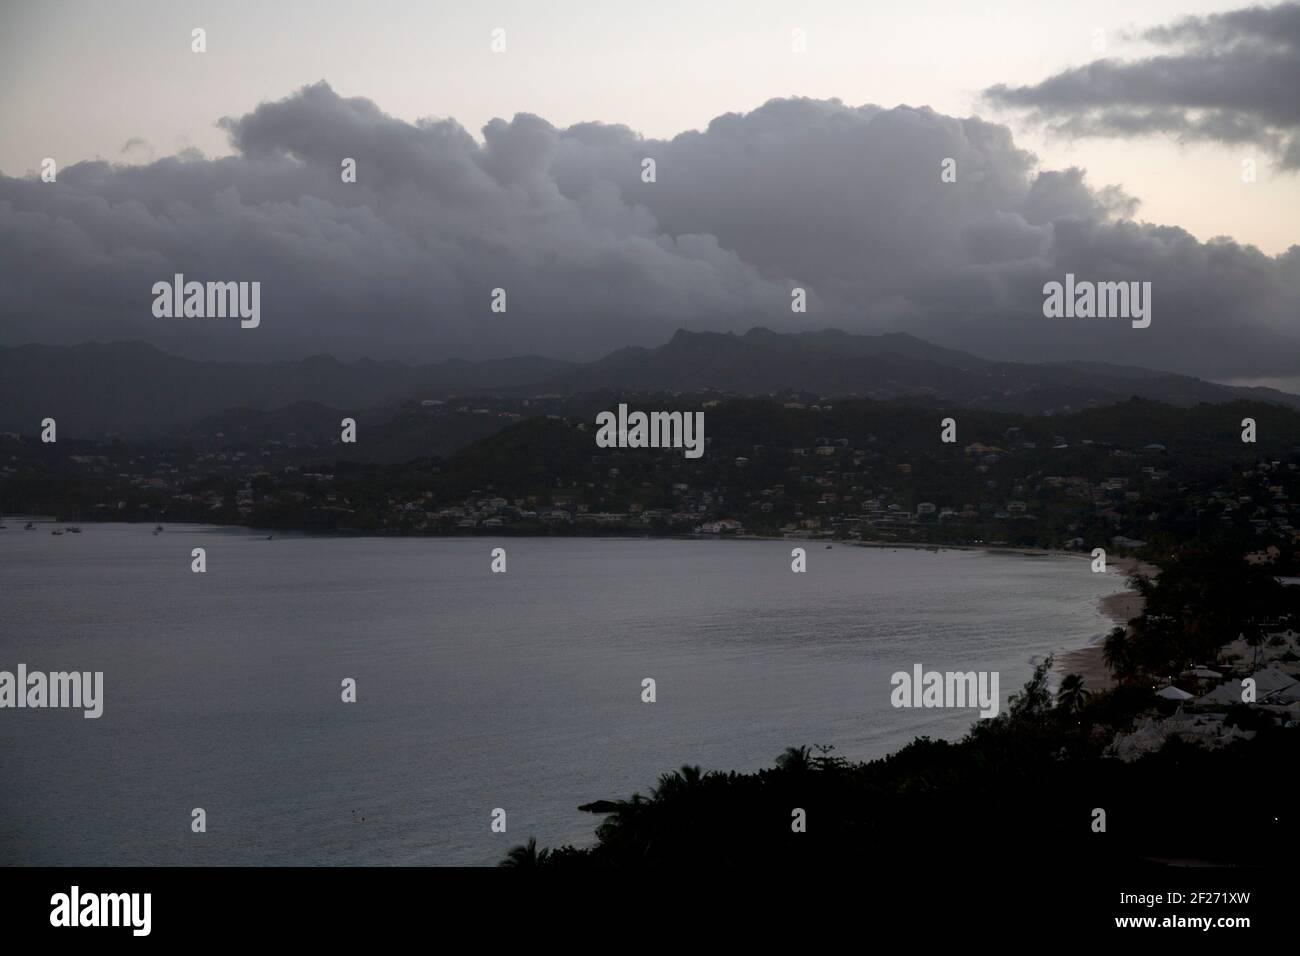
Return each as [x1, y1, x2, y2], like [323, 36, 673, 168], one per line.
[502, 659, 1298, 868]
[506, 536, 1299, 869]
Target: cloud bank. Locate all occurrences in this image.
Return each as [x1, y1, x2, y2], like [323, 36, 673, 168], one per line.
[984, 1, 1300, 170]
[1, 79, 1297, 379]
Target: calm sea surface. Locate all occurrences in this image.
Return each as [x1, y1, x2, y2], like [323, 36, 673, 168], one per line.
[0, 523, 1118, 865]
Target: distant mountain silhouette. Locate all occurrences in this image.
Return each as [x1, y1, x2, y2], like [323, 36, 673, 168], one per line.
[0, 341, 574, 437]
[3, 329, 1297, 439]
[535, 327, 1300, 412]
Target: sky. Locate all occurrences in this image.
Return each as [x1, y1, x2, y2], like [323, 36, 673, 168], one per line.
[3, 0, 1294, 254]
[0, 0, 1297, 384]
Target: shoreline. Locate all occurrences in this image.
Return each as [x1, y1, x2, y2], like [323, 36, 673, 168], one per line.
[1057, 555, 1158, 692]
[16, 516, 1142, 569]
[10, 515, 1144, 562]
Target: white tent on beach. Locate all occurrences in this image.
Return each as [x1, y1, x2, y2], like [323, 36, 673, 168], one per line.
[1197, 681, 1247, 706]
[1156, 685, 1195, 701]
[1196, 668, 1300, 707]
[1269, 682, 1300, 705]
[1253, 666, 1299, 696]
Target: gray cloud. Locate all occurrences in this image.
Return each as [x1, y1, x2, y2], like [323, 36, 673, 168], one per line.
[0, 81, 1297, 381]
[984, 2, 1300, 169]
[119, 137, 154, 161]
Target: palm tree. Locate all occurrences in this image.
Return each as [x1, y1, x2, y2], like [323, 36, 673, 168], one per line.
[499, 836, 549, 867]
[592, 793, 649, 846]
[1102, 626, 1135, 682]
[775, 745, 812, 773]
[651, 764, 705, 800]
[1242, 627, 1265, 671]
[1056, 673, 1090, 715]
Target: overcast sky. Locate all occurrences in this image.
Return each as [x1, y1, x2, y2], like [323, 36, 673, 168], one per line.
[1, 0, 1297, 385]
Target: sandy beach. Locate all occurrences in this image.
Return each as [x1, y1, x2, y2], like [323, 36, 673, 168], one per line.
[1057, 556, 1158, 691]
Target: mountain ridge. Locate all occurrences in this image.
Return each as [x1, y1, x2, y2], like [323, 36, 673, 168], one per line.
[3, 329, 1298, 439]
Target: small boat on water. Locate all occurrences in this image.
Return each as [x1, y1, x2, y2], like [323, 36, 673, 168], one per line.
[51, 530, 63, 536]
[154, 525, 165, 533]
[25, 522, 36, 531]
[67, 526, 82, 533]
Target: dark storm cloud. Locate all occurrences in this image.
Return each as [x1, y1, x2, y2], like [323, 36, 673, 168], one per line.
[984, 2, 1300, 169]
[0, 81, 1297, 379]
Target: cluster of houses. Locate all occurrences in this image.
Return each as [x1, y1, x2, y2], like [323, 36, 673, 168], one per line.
[7, 413, 1298, 563]
[1109, 628, 1300, 761]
